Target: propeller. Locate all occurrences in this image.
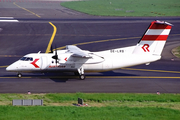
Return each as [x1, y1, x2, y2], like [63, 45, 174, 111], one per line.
[51, 45, 58, 65]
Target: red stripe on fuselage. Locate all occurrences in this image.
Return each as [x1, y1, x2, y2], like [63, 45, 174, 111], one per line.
[141, 35, 168, 41]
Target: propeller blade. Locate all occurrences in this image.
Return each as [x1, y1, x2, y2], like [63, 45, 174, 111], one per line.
[52, 46, 58, 65]
[55, 47, 58, 64]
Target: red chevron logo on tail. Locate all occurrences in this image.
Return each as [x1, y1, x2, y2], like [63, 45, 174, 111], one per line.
[142, 44, 150, 52]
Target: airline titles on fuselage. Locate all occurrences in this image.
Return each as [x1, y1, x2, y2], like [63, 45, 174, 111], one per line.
[110, 49, 124, 53]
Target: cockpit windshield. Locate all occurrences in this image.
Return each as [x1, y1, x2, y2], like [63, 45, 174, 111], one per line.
[20, 57, 33, 61]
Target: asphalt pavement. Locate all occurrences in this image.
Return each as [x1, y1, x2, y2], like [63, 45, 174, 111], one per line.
[0, 0, 180, 93]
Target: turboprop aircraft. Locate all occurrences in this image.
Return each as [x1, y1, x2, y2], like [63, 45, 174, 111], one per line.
[6, 20, 173, 80]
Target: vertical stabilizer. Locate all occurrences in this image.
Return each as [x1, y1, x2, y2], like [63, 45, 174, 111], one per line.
[133, 20, 173, 55]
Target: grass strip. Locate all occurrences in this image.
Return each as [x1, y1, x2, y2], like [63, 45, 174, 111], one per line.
[45, 93, 180, 102]
[61, 0, 180, 16]
[1, 93, 180, 103]
[0, 93, 180, 105]
[0, 93, 180, 119]
[0, 106, 180, 120]
[172, 46, 180, 58]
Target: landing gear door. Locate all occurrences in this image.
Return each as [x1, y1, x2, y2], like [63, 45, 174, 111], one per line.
[41, 56, 48, 70]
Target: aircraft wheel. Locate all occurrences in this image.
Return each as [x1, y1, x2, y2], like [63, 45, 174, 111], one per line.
[79, 74, 85, 80]
[17, 73, 22, 78]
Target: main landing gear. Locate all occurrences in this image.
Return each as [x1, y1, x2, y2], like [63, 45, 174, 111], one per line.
[77, 67, 86, 80]
[16, 70, 86, 80]
[79, 74, 85, 80]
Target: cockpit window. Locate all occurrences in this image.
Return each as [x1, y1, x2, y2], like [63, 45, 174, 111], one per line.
[20, 57, 26, 61]
[30, 58, 33, 61]
[26, 57, 31, 61]
[20, 57, 33, 61]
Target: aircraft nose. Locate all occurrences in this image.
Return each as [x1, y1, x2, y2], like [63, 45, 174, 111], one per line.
[6, 63, 17, 72]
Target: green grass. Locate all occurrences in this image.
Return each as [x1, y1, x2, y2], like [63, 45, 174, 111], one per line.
[61, 0, 180, 16]
[172, 46, 180, 58]
[1, 93, 180, 119]
[1, 93, 180, 104]
[45, 93, 180, 102]
[0, 106, 180, 120]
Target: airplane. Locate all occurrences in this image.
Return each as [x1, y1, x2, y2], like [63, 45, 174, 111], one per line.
[6, 20, 173, 80]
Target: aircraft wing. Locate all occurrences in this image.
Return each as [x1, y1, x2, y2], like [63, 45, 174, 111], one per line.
[66, 45, 92, 58]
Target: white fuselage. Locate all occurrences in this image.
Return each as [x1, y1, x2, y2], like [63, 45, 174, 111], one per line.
[6, 46, 161, 73]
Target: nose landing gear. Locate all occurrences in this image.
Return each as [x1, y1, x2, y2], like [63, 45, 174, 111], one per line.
[17, 73, 22, 78]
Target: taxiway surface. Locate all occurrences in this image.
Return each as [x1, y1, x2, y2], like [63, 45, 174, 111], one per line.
[0, 0, 180, 93]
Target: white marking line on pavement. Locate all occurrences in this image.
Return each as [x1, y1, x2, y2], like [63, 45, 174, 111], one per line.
[0, 17, 19, 22]
[0, 17, 14, 19]
[0, 20, 19, 22]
